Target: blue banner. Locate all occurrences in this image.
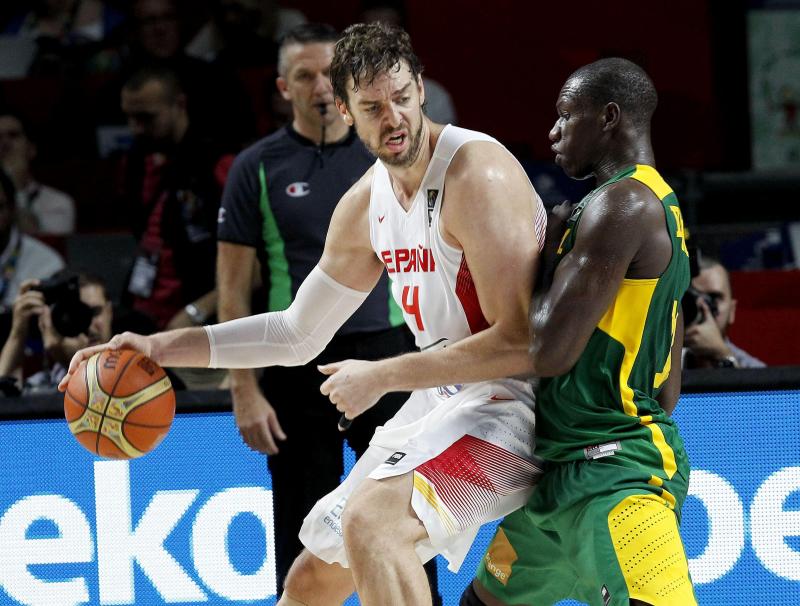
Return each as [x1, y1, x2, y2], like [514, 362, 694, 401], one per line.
[0, 391, 798, 605]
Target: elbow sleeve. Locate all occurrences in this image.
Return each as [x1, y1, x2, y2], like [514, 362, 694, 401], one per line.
[205, 266, 369, 369]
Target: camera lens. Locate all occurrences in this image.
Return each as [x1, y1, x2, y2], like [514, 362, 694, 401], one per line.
[50, 299, 94, 337]
[681, 287, 705, 326]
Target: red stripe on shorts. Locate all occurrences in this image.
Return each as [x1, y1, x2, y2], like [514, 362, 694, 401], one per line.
[415, 434, 541, 532]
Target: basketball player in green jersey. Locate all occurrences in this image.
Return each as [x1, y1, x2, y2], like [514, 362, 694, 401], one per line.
[463, 58, 697, 606]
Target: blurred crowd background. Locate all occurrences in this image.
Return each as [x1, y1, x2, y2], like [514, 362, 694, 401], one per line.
[0, 0, 797, 393]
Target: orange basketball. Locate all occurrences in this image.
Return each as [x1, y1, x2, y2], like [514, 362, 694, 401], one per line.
[64, 349, 175, 459]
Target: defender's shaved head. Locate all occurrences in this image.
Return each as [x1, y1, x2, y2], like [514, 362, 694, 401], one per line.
[565, 57, 658, 129]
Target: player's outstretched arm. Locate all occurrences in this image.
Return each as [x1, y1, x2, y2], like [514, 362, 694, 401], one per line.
[59, 173, 384, 394]
[57, 327, 210, 391]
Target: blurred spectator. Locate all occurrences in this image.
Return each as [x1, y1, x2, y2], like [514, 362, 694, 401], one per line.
[0, 168, 64, 313]
[185, 0, 305, 66]
[683, 256, 766, 369]
[0, 273, 112, 394]
[117, 66, 232, 333]
[94, 0, 255, 153]
[0, 111, 76, 235]
[358, 0, 457, 124]
[2, 0, 126, 76]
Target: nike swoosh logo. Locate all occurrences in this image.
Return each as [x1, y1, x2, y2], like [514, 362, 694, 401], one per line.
[489, 395, 515, 401]
[378, 215, 385, 223]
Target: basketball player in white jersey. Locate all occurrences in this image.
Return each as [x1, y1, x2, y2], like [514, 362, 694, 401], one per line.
[60, 23, 547, 605]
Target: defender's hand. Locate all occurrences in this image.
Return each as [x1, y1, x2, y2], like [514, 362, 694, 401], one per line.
[232, 383, 286, 455]
[57, 332, 151, 392]
[319, 359, 387, 427]
[542, 201, 574, 256]
[550, 200, 574, 223]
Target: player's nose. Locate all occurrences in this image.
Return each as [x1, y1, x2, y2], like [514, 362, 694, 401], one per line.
[548, 121, 560, 142]
[386, 103, 403, 128]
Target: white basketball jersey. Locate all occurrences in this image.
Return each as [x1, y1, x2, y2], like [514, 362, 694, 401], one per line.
[368, 125, 545, 351]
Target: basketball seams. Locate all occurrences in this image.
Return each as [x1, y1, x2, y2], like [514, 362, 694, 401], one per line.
[123, 421, 173, 429]
[108, 351, 143, 398]
[92, 353, 105, 455]
[65, 389, 88, 409]
[85, 354, 112, 399]
[95, 351, 139, 455]
[103, 378, 173, 420]
[111, 357, 168, 397]
[64, 389, 89, 425]
[66, 350, 175, 459]
[65, 367, 89, 423]
[96, 434, 141, 459]
[121, 423, 170, 451]
[117, 377, 173, 412]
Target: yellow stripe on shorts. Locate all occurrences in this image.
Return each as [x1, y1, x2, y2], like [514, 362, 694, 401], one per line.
[608, 494, 696, 605]
[413, 472, 458, 536]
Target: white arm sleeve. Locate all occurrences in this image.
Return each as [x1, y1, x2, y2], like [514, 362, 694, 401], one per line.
[204, 266, 369, 369]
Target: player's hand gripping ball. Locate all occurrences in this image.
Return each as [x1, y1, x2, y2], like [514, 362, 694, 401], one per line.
[64, 349, 175, 459]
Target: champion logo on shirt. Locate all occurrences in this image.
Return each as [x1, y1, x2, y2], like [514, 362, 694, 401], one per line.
[286, 182, 311, 197]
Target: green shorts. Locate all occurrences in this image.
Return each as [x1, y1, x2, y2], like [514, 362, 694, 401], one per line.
[476, 454, 697, 606]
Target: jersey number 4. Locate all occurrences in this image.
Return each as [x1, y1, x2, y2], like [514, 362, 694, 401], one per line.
[401, 285, 424, 331]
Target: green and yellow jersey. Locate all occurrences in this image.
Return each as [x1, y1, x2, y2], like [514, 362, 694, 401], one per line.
[535, 165, 691, 470]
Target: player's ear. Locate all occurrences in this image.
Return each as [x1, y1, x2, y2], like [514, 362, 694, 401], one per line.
[417, 74, 425, 107]
[336, 97, 354, 126]
[602, 102, 620, 131]
[276, 76, 291, 101]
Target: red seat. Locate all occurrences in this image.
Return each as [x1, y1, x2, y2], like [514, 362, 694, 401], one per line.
[727, 270, 800, 366]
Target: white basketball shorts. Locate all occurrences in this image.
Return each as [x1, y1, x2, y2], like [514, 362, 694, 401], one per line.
[298, 378, 543, 572]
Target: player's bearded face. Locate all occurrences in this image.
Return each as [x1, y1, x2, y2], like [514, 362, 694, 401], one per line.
[372, 110, 424, 167]
[345, 67, 426, 168]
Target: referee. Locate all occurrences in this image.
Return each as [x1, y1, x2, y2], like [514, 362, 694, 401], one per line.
[215, 23, 439, 601]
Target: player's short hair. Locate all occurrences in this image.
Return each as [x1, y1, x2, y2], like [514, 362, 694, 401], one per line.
[568, 58, 658, 129]
[331, 22, 423, 105]
[122, 66, 184, 103]
[277, 22, 340, 76]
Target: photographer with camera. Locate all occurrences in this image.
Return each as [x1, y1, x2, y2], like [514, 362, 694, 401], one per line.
[682, 255, 765, 369]
[0, 273, 113, 395]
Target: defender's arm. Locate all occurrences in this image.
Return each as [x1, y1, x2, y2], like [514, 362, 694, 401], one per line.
[529, 183, 655, 376]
